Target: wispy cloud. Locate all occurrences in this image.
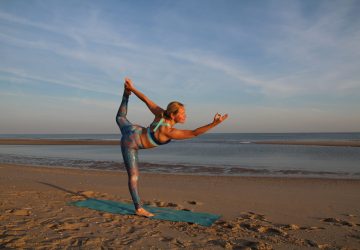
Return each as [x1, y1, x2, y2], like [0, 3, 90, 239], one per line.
[1, 1, 360, 132]
[2, 3, 359, 98]
[0, 67, 116, 95]
[260, 1, 360, 94]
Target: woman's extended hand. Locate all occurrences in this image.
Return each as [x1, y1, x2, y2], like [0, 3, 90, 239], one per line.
[213, 113, 229, 125]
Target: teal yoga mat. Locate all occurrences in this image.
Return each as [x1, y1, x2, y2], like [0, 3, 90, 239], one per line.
[69, 198, 221, 227]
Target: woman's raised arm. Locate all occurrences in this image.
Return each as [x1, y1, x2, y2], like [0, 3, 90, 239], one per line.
[125, 77, 164, 116]
[164, 113, 228, 140]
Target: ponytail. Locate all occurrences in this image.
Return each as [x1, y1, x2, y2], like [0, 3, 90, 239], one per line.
[163, 101, 184, 119]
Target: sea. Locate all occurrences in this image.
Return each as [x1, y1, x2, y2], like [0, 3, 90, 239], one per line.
[0, 133, 360, 179]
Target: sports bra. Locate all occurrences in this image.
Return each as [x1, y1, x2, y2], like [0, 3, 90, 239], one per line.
[147, 118, 172, 146]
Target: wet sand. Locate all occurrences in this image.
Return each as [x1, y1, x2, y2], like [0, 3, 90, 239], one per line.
[1, 163, 360, 249]
[1, 138, 360, 147]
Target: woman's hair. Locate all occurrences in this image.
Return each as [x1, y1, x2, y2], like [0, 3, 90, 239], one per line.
[162, 101, 184, 119]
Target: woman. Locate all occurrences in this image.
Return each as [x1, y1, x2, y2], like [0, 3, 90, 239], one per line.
[116, 77, 228, 217]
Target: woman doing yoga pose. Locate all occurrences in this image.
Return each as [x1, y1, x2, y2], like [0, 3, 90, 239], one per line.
[116, 78, 228, 217]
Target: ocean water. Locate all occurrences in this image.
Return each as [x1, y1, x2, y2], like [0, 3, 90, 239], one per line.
[0, 133, 359, 178]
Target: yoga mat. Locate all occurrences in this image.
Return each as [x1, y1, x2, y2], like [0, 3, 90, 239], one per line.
[69, 198, 221, 227]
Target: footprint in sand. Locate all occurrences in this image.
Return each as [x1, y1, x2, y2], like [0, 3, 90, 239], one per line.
[166, 202, 179, 207]
[187, 200, 203, 205]
[101, 213, 114, 219]
[4, 229, 27, 237]
[181, 208, 193, 211]
[70, 195, 85, 201]
[154, 201, 167, 207]
[46, 223, 58, 229]
[214, 219, 227, 226]
[143, 200, 156, 206]
[299, 226, 325, 231]
[208, 239, 272, 250]
[239, 240, 272, 250]
[149, 200, 183, 209]
[67, 236, 90, 248]
[322, 217, 356, 227]
[11, 209, 31, 216]
[60, 222, 89, 230]
[344, 213, 357, 217]
[240, 222, 287, 236]
[79, 191, 96, 198]
[281, 224, 300, 230]
[340, 221, 356, 227]
[239, 211, 268, 221]
[160, 236, 173, 242]
[304, 239, 332, 249]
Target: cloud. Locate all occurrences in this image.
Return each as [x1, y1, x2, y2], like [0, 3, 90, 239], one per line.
[259, 1, 360, 95]
[3, 2, 360, 100]
[0, 67, 116, 95]
[0, 89, 118, 111]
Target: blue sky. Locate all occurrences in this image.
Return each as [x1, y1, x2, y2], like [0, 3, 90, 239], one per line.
[1, 0, 359, 133]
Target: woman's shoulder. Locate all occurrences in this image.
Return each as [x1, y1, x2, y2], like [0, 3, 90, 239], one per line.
[150, 116, 162, 126]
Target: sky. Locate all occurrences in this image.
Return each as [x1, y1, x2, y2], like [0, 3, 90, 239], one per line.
[0, 0, 360, 133]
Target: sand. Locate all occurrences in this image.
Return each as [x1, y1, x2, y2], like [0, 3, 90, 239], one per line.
[1, 163, 360, 249]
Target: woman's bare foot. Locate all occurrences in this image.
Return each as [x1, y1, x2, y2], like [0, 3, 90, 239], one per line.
[136, 207, 154, 217]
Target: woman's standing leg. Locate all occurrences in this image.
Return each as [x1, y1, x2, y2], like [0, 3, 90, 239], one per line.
[121, 146, 142, 209]
[121, 138, 153, 217]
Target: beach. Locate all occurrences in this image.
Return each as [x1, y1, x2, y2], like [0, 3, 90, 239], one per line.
[2, 0, 360, 248]
[1, 163, 360, 249]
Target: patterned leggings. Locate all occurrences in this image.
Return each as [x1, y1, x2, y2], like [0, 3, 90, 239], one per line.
[116, 92, 144, 210]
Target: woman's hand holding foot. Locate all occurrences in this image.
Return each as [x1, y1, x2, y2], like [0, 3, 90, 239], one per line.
[125, 77, 135, 92]
[124, 77, 135, 96]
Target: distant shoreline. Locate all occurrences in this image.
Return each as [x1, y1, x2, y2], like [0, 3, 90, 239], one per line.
[0, 138, 119, 145]
[0, 138, 359, 147]
[254, 140, 360, 147]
